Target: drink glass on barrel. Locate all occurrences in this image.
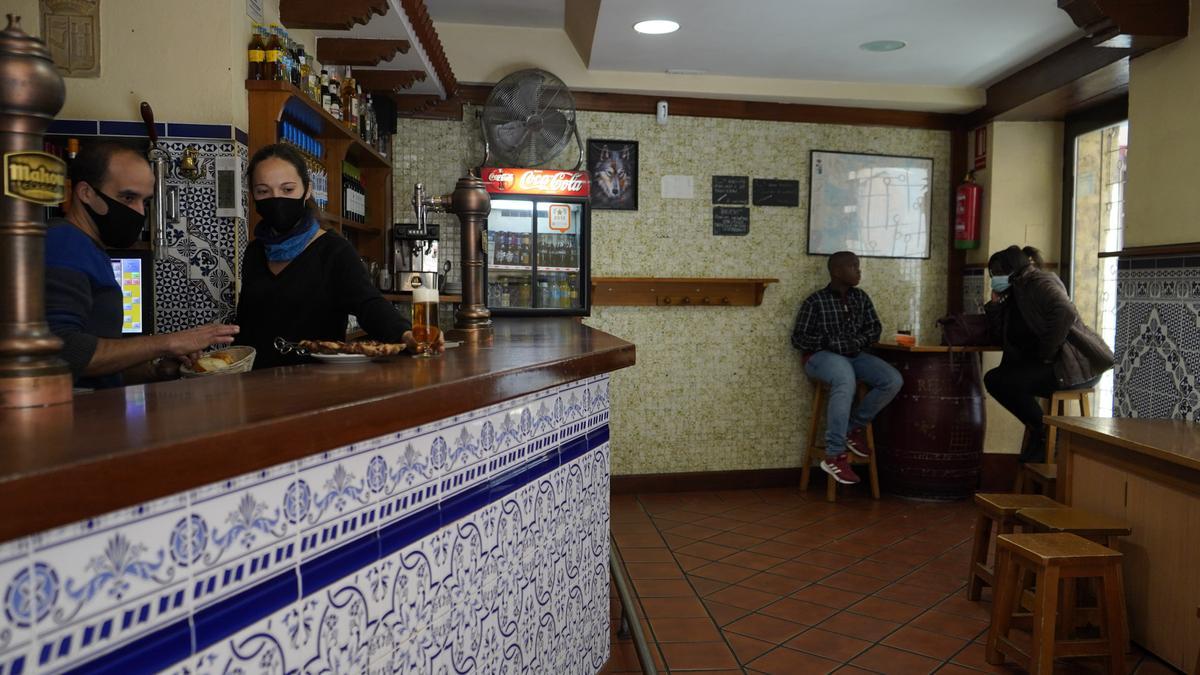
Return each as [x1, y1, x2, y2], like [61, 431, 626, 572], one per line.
[411, 286, 440, 357]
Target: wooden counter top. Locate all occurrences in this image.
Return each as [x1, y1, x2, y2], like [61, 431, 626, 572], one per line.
[0, 319, 634, 542]
[1047, 415, 1200, 473]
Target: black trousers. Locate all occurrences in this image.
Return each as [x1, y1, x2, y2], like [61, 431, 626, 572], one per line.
[984, 358, 1101, 446]
[983, 359, 1059, 434]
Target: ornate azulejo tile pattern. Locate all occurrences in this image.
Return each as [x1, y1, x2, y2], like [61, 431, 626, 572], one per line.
[156, 138, 249, 332]
[0, 376, 612, 674]
[1113, 256, 1200, 420]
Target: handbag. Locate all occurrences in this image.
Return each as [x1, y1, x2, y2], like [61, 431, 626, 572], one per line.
[937, 314, 991, 347]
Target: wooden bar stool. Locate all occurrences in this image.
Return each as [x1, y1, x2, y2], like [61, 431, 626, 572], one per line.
[1018, 388, 1094, 495]
[967, 493, 1061, 601]
[799, 382, 880, 503]
[987, 533, 1128, 675]
[1015, 507, 1131, 547]
[1017, 506, 1132, 637]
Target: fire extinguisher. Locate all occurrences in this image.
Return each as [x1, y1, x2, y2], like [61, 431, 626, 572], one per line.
[954, 172, 982, 250]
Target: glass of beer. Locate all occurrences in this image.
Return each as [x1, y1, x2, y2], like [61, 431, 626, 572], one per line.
[411, 285, 440, 357]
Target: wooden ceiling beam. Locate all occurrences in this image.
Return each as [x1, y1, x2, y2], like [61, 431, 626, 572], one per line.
[317, 38, 409, 66]
[400, 0, 457, 97]
[279, 0, 389, 31]
[1058, 0, 1188, 50]
[353, 69, 427, 92]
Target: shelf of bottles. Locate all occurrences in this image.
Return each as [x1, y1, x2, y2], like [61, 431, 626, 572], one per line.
[341, 161, 369, 229]
[247, 23, 386, 157]
[485, 201, 583, 311]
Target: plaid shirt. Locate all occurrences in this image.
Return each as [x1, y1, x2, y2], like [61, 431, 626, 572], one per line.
[791, 285, 883, 356]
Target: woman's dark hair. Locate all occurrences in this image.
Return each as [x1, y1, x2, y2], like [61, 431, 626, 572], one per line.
[1022, 246, 1045, 268]
[247, 143, 311, 196]
[68, 139, 147, 191]
[988, 245, 1031, 276]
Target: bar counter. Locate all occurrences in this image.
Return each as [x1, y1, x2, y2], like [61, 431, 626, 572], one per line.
[0, 319, 634, 674]
[1052, 416, 1200, 673]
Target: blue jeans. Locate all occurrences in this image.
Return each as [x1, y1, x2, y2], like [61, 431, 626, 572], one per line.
[805, 351, 903, 458]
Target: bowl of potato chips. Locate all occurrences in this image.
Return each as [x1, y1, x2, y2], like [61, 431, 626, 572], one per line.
[179, 346, 256, 377]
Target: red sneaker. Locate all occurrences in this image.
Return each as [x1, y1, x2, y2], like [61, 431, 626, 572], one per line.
[846, 427, 870, 458]
[820, 454, 861, 485]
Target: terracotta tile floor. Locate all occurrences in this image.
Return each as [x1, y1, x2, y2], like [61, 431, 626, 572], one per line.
[602, 487, 1180, 674]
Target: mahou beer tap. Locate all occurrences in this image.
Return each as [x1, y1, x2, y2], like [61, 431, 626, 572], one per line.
[0, 14, 72, 408]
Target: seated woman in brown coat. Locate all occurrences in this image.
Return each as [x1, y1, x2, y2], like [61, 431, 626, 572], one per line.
[983, 245, 1115, 463]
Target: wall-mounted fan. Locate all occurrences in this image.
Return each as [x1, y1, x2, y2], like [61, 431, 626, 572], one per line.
[480, 68, 582, 169]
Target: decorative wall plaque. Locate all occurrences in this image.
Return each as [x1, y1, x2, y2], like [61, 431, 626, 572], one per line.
[41, 0, 100, 78]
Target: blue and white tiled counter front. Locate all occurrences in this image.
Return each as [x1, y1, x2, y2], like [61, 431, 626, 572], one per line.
[0, 376, 613, 675]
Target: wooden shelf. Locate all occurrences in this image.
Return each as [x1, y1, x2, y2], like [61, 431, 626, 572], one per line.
[340, 218, 383, 234]
[381, 292, 463, 303]
[246, 80, 388, 168]
[591, 277, 778, 307]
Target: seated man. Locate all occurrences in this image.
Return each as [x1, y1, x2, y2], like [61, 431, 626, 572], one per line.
[46, 140, 239, 389]
[791, 251, 903, 485]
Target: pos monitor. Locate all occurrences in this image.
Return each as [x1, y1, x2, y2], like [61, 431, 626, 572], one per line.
[107, 249, 154, 336]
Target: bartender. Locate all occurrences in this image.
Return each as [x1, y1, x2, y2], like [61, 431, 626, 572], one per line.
[236, 144, 440, 369]
[45, 140, 239, 389]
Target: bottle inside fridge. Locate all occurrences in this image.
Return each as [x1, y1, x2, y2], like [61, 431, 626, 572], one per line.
[534, 201, 582, 310]
[485, 199, 535, 309]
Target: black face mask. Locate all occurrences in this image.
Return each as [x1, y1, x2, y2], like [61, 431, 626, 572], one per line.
[83, 189, 146, 249]
[255, 196, 308, 239]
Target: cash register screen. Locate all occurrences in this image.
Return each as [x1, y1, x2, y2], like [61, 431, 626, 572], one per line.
[109, 252, 153, 335]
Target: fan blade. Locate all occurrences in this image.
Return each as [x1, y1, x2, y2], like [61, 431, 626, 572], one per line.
[493, 120, 530, 151]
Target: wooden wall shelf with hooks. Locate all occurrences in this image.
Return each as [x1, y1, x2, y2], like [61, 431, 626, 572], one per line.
[591, 277, 778, 307]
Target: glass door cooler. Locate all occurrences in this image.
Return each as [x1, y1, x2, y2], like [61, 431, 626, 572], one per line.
[480, 168, 591, 316]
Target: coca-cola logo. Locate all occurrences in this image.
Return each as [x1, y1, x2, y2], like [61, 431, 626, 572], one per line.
[517, 171, 586, 193]
[486, 169, 586, 194]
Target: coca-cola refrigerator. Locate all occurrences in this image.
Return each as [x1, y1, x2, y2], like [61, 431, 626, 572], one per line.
[480, 167, 591, 316]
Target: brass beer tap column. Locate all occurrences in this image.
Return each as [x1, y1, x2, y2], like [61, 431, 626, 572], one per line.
[417, 174, 492, 344]
[0, 15, 71, 408]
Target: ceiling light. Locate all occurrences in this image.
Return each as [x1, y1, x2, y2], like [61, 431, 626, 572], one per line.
[634, 20, 679, 35]
[859, 40, 906, 52]
[666, 68, 707, 75]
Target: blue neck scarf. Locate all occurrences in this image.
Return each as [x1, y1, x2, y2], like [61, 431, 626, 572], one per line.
[256, 216, 319, 262]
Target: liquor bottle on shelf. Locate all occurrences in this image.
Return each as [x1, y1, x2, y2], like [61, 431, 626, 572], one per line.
[288, 36, 301, 88]
[319, 70, 331, 113]
[329, 71, 342, 120]
[297, 46, 311, 98]
[264, 25, 283, 81]
[248, 25, 265, 80]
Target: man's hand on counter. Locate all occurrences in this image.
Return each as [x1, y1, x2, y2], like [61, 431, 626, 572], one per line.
[162, 323, 240, 358]
[84, 323, 240, 379]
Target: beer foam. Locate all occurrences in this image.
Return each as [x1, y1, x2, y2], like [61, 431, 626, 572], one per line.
[412, 287, 439, 303]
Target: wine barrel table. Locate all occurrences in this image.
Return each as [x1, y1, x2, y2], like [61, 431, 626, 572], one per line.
[870, 343, 998, 500]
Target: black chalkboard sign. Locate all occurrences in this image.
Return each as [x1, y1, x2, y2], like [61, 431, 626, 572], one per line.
[712, 175, 749, 204]
[752, 178, 800, 207]
[713, 207, 750, 236]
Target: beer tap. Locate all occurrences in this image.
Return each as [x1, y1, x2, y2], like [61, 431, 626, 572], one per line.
[411, 178, 492, 343]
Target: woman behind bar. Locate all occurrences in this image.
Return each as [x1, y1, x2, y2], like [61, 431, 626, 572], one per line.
[982, 245, 1114, 463]
[236, 144, 422, 369]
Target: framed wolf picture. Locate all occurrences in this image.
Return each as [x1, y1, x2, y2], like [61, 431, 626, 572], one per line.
[587, 139, 638, 210]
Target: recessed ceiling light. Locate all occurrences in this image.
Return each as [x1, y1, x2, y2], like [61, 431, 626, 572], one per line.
[634, 19, 680, 35]
[859, 40, 907, 52]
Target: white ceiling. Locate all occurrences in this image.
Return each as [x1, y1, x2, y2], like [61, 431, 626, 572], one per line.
[428, 0, 564, 28]
[429, 0, 1083, 89]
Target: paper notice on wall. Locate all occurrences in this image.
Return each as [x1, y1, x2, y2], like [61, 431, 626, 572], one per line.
[247, 0, 264, 22]
[661, 175, 695, 199]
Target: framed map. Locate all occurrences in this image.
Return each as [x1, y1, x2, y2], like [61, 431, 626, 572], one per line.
[807, 150, 932, 259]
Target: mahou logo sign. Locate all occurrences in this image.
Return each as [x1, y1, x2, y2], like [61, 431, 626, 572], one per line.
[482, 168, 590, 197]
